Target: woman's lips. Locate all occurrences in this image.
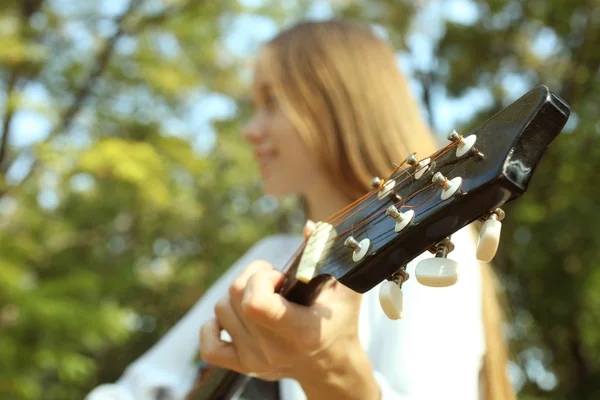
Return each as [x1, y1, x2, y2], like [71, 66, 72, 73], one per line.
[254, 147, 278, 159]
[254, 148, 278, 177]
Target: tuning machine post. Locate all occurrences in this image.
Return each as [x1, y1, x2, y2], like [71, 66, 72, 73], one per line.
[432, 172, 462, 200]
[379, 266, 409, 320]
[372, 176, 402, 202]
[415, 237, 460, 287]
[344, 235, 371, 262]
[448, 129, 478, 157]
[403, 152, 432, 180]
[371, 176, 383, 188]
[476, 208, 504, 262]
[448, 129, 485, 160]
[385, 205, 415, 233]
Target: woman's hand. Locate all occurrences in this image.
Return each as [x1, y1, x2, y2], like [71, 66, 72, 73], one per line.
[199, 222, 380, 399]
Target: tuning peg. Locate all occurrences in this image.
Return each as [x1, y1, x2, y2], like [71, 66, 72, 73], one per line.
[371, 176, 398, 200]
[405, 153, 418, 166]
[379, 180, 396, 200]
[385, 205, 415, 233]
[432, 172, 462, 200]
[415, 238, 460, 287]
[344, 235, 371, 262]
[448, 130, 477, 158]
[415, 258, 459, 287]
[414, 158, 431, 180]
[476, 208, 504, 262]
[379, 268, 409, 320]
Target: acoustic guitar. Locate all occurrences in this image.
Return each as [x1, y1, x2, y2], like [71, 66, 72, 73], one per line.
[185, 85, 570, 400]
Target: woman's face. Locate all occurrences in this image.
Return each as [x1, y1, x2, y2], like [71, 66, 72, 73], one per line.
[243, 60, 321, 197]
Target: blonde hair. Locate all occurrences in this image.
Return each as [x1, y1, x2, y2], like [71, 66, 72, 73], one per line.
[262, 19, 515, 400]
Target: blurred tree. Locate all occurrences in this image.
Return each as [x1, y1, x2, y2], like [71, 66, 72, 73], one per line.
[0, 0, 304, 398]
[1, 0, 598, 399]
[432, 2, 600, 399]
[334, 0, 600, 399]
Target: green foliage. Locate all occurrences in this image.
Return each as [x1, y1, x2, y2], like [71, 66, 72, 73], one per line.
[367, 0, 599, 398]
[0, 0, 598, 399]
[429, 1, 600, 398]
[0, 1, 301, 398]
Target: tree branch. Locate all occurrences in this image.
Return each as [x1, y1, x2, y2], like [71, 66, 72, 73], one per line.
[49, 0, 141, 139]
[3, 0, 141, 193]
[561, 0, 599, 105]
[0, 0, 47, 172]
[3, 0, 201, 195]
[127, 0, 198, 35]
[420, 70, 435, 132]
[419, 40, 442, 135]
[0, 71, 19, 171]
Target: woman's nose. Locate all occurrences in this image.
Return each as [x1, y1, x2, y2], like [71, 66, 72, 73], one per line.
[242, 115, 264, 144]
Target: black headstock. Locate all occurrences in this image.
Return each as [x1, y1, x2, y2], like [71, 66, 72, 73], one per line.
[283, 85, 570, 299]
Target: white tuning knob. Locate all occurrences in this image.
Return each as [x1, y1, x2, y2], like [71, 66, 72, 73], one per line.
[379, 280, 404, 320]
[416, 238, 459, 287]
[448, 130, 477, 158]
[414, 158, 431, 180]
[415, 257, 460, 287]
[476, 210, 504, 262]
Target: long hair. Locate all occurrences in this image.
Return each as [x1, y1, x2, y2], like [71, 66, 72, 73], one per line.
[261, 19, 515, 400]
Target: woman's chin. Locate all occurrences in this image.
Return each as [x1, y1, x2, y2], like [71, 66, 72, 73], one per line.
[261, 185, 289, 198]
[261, 178, 297, 198]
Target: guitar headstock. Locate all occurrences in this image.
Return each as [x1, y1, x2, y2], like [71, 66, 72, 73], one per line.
[281, 85, 569, 315]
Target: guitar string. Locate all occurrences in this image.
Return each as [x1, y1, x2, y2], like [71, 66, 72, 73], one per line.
[324, 143, 461, 241]
[295, 154, 465, 262]
[294, 147, 456, 261]
[318, 161, 464, 272]
[292, 158, 467, 272]
[323, 142, 455, 223]
[320, 142, 458, 228]
[324, 142, 459, 227]
[317, 182, 465, 280]
[292, 157, 465, 269]
[319, 176, 466, 280]
[278, 143, 465, 281]
[292, 183, 438, 265]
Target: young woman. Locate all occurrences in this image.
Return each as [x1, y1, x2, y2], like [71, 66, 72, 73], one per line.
[87, 19, 515, 400]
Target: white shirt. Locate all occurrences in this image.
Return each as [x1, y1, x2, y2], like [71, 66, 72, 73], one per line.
[87, 226, 485, 400]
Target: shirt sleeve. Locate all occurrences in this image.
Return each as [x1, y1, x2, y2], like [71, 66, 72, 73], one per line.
[85, 234, 303, 400]
[360, 226, 486, 400]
